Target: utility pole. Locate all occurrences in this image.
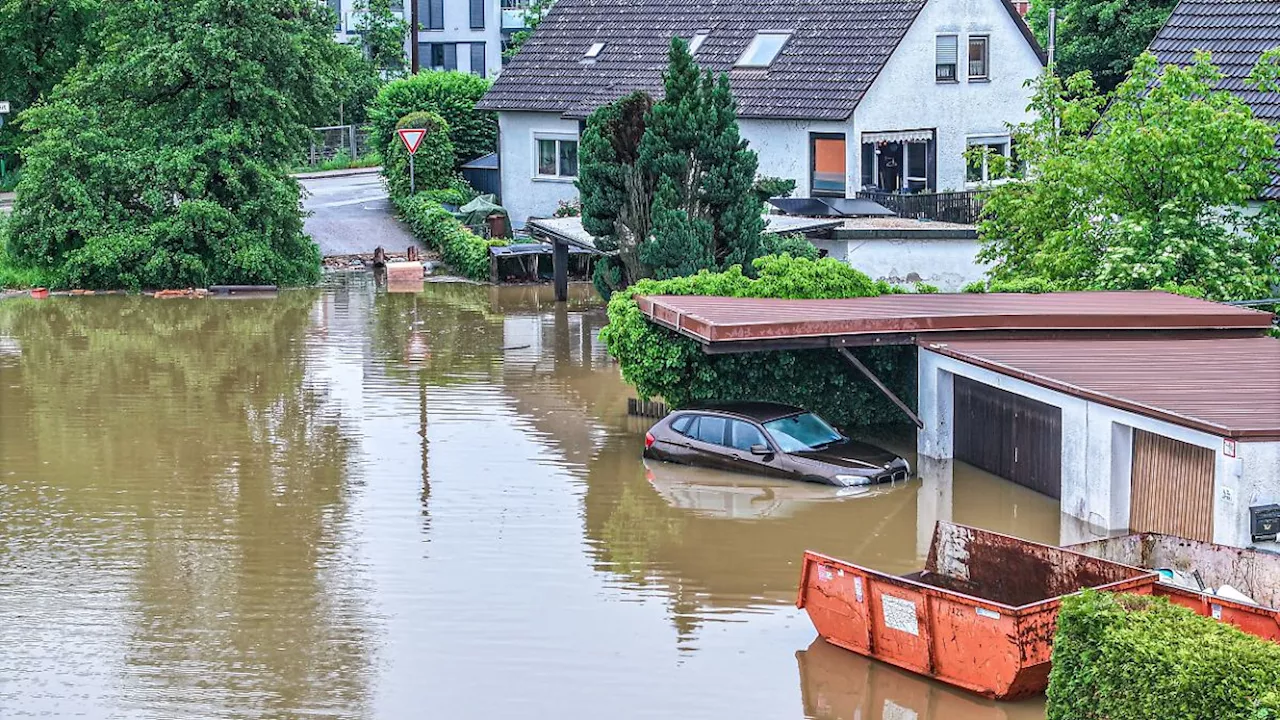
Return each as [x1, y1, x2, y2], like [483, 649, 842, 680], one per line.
[410, 0, 420, 73]
[1048, 7, 1057, 72]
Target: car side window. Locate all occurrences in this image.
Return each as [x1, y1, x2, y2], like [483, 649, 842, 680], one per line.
[670, 414, 693, 435]
[729, 420, 767, 452]
[693, 415, 728, 446]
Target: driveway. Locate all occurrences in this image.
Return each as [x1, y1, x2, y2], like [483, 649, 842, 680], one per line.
[300, 170, 421, 257]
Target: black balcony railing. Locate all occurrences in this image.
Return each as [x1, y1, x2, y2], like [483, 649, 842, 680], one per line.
[853, 190, 984, 225]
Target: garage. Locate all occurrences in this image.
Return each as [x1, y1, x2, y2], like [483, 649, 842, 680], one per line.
[953, 376, 1062, 499]
[1130, 429, 1215, 542]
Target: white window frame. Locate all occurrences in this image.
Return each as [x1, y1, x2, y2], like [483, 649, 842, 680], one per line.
[688, 31, 710, 55]
[533, 133, 579, 181]
[735, 31, 792, 68]
[968, 35, 990, 81]
[965, 135, 1012, 186]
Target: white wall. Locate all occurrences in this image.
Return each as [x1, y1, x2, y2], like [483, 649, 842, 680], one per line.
[811, 236, 988, 291]
[851, 0, 1042, 192]
[414, 0, 504, 78]
[738, 118, 851, 198]
[498, 111, 581, 227]
[917, 347, 1279, 548]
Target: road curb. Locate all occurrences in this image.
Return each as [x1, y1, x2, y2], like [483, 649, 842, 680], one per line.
[293, 167, 383, 180]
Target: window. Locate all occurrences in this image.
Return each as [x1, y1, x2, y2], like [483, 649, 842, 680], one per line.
[966, 136, 1011, 184]
[936, 34, 958, 82]
[470, 0, 485, 29]
[535, 137, 579, 178]
[416, 0, 444, 30]
[693, 416, 728, 446]
[736, 32, 791, 68]
[670, 414, 694, 435]
[762, 413, 842, 453]
[729, 421, 768, 452]
[420, 42, 457, 70]
[688, 32, 710, 54]
[968, 36, 989, 80]
[583, 42, 606, 59]
[810, 133, 846, 197]
[470, 42, 486, 77]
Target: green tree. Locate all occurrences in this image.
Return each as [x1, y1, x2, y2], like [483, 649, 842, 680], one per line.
[355, 0, 408, 78]
[579, 39, 763, 295]
[1027, 0, 1179, 92]
[5, 0, 351, 289]
[977, 53, 1280, 301]
[0, 0, 101, 162]
[502, 0, 554, 61]
[367, 71, 496, 168]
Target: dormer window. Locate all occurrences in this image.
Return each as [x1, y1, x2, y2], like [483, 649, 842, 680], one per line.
[583, 42, 606, 59]
[688, 32, 710, 54]
[735, 32, 791, 68]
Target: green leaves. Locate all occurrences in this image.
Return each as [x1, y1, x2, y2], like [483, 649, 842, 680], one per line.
[978, 53, 1280, 301]
[367, 71, 497, 168]
[396, 193, 505, 281]
[1027, 0, 1179, 92]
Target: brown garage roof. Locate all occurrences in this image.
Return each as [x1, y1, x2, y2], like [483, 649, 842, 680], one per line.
[638, 291, 1274, 351]
[924, 337, 1280, 440]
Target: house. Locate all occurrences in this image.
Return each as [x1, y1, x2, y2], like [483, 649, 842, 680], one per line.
[1147, 0, 1280, 205]
[324, 0, 523, 78]
[476, 0, 1046, 227]
[634, 291, 1280, 550]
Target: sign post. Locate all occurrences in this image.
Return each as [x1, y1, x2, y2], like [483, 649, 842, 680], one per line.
[0, 102, 10, 180]
[397, 128, 427, 195]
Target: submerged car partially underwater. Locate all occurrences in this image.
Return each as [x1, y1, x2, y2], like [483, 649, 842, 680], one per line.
[643, 402, 911, 487]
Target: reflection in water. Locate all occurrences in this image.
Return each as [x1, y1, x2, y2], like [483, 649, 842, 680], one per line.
[798, 638, 1045, 720]
[0, 277, 1055, 719]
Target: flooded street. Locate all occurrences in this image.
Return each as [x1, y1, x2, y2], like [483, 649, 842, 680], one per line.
[0, 275, 1052, 719]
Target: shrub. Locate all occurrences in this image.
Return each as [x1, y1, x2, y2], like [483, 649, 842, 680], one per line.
[962, 277, 1059, 294]
[397, 194, 506, 281]
[599, 254, 914, 429]
[759, 233, 819, 260]
[384, 111, 456, 202]
[753, 175, 798, 205]
[367, 71, 496, 168]
[1048, 591, 1280, 720]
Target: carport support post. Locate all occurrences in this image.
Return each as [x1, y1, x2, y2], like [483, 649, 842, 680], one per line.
[837, 347, 924, 429]
[553, 237, 568, 302]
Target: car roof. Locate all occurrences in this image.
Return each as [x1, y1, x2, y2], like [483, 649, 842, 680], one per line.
[678, 401, 805, 423]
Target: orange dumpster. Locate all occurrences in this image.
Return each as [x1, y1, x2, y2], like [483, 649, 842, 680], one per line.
[1069, 533, 1280, 642]
[796, 522, 1158, 699]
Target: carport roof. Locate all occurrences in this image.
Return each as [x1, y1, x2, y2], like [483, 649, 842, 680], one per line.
[924, 337, 1280, 441]
[637, 291, 1274, 352]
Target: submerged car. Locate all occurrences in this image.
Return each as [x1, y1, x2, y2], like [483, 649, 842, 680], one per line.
[643, 402, 910, 487]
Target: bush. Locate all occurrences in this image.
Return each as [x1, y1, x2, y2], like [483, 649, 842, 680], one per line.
[397, 194, 506, 281]
[384, 111, 456, 202]
[753, 175, 798, 205]
[367, 71, 496, 168]
[759, 233, 819, 260]
[962, 277, 1059, 294]
[599, 254, 915, 429]
[1048, 591, 1280, 720]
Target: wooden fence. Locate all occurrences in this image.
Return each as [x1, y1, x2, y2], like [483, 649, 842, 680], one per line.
[854, 190, 984, 225]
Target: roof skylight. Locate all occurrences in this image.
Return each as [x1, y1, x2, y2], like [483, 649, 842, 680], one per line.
[735, 32, 791, 68]
[584, 42, 606, 59]
[688, 32, 710, 54]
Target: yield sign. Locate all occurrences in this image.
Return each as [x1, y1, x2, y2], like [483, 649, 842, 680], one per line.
[397, 128, 427, 155]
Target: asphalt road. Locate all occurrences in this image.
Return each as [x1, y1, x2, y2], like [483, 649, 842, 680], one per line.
[300, 170, 420, 257]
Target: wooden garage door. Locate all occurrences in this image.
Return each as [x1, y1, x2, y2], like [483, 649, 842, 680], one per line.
[1130, 430, 1214, 542]
[954, 376, 1062, 499]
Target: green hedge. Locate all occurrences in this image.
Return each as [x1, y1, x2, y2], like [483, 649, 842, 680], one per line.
[384, 111, 456, 202]
[367, 71, 496, 168]
[397, 194, 506, 281]
[598, 255, 916, 429]
[1049, 591, 1280, 720]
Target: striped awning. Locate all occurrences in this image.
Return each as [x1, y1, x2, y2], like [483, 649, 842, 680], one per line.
[862, 129, 935, 144]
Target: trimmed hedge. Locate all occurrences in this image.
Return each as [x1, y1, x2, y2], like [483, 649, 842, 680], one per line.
[384, 111, 455, 202]
[367, 71, 496, 168]
[598, 255, 916, 429]
[1048, 591, 1280, 720]
[397, 193, 506, 281]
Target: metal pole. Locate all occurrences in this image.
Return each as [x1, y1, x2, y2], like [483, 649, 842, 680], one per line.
[1048, 8, 1057, 71]
[409, 153, 416, 195]
[837, 347, 924, 429]
[410, 0, 420, 73]
[553, 238, 568, 302]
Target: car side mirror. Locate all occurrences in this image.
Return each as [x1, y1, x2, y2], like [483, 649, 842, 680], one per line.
[750, 444, 772, 456]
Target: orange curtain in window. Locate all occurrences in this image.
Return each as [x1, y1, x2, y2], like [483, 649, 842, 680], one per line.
[813, 138, 846, 195]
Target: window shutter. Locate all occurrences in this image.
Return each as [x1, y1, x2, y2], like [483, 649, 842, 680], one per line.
[416, 0, 429, 30]
[470, 0, 485, 29]
[443, 43, 457, 70]
[471, 42, 486, 77]
[429, 0, 444, 30]
[936, 35, 958, 65]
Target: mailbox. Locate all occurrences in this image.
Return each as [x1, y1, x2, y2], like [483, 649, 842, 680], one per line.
[1250, 504, 1280, 543]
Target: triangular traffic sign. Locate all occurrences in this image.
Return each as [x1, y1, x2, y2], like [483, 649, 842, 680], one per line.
[397, 128, 427, 155]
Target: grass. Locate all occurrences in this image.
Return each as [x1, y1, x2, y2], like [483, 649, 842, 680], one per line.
[0, 168, 18, 193]
[0, 217, 54, 290]
[293, 151, 381, 174]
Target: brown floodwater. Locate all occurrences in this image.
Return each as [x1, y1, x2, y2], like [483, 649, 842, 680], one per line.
[0, 275, 1054, 719]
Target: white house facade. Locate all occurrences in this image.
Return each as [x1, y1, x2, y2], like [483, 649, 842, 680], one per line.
[478, 0, 1045, 227]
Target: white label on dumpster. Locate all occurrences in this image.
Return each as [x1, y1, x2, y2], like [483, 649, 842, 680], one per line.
[881, 594, 919, 636]
[976, 607, 1000, 620]
[818, 565, 834, 582]
[1212, 603, 1223, 620]
[854, 577, 864, 603]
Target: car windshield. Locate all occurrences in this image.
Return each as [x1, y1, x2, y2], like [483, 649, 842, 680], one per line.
[763, 413, 842, 452]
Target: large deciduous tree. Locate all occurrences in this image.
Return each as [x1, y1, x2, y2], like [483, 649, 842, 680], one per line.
[1027, 0, 1179, 92]
[977, 53, 1280, 301]
[5, 0, 353, 289]
[580, 39, 763, 296]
